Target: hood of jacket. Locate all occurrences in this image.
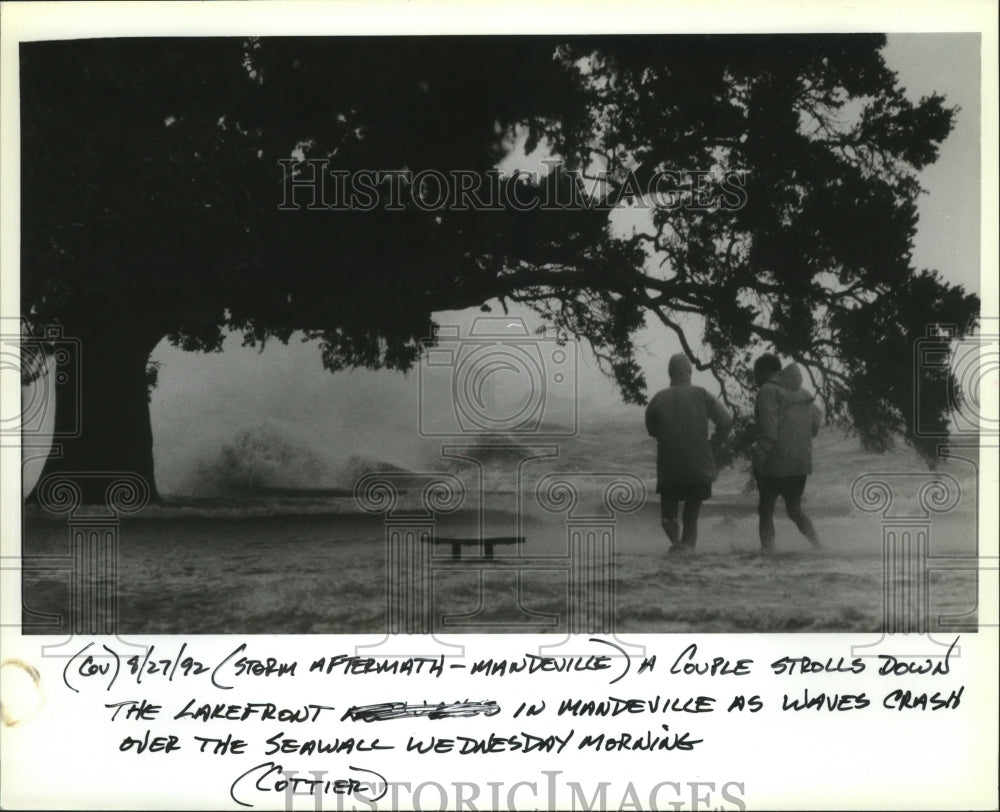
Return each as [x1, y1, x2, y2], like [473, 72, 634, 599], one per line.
[768, 364, 814, 404]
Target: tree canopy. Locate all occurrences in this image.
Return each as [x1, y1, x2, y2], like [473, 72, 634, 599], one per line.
[20, 35, 979, 501]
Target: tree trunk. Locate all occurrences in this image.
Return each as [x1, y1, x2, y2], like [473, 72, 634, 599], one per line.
[27, 322, 162, 505]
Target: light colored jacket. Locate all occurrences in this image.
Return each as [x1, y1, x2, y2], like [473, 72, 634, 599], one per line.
[645, 383, 732, 491]
[753, 364, 821, 478]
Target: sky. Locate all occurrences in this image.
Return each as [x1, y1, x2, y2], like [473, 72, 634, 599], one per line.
[885, 34, 980, 293]
[17, 33, 986, 496]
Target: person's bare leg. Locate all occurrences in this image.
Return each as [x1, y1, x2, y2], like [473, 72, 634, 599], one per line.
[660, 499, 681, 547]
[758, 484, 778, 551]
[786, 496, 820, 547]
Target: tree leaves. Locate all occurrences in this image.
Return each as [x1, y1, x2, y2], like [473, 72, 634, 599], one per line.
[20, 34, 979, 466]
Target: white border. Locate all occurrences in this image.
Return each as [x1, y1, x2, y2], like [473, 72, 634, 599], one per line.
[2, 3, 997, 810]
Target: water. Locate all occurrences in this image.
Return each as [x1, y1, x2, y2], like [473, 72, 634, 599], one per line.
[21, 495, 977, 635]
[19, 413, 982, 635]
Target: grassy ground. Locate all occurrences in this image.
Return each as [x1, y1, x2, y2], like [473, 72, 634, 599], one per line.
[21, 425, 982, 634]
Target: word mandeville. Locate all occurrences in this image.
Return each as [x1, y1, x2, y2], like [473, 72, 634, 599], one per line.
[559, 695, 716, 716]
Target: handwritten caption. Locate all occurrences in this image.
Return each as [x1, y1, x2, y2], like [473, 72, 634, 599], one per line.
[59, 636, 965, 809]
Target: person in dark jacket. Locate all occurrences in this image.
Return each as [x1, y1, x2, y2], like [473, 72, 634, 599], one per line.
[752, 354, 822, 551]
[645, 353, 732, 553]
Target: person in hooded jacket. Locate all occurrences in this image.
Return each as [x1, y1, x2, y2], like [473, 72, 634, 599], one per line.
[645, 353, 733, 554]
[751, 353, 822, 551]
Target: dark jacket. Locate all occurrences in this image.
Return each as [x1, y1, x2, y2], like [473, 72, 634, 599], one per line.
[753, 364, 821, 478]
[645, 383, 732, 491]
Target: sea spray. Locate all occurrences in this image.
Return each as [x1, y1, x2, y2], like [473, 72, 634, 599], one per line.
[190, 423, 327, 495]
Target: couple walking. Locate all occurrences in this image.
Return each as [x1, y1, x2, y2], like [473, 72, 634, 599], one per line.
[644, 353, 821, 554]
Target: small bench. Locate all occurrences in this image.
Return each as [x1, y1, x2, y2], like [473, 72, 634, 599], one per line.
[430, 537, 526, 561]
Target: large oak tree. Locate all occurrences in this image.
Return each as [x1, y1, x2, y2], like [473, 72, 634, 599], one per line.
[20, 35, 979, 502]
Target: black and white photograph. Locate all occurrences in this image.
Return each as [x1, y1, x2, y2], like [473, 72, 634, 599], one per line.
[13, 27, 987, 636]
[1, 2, 997, 810]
